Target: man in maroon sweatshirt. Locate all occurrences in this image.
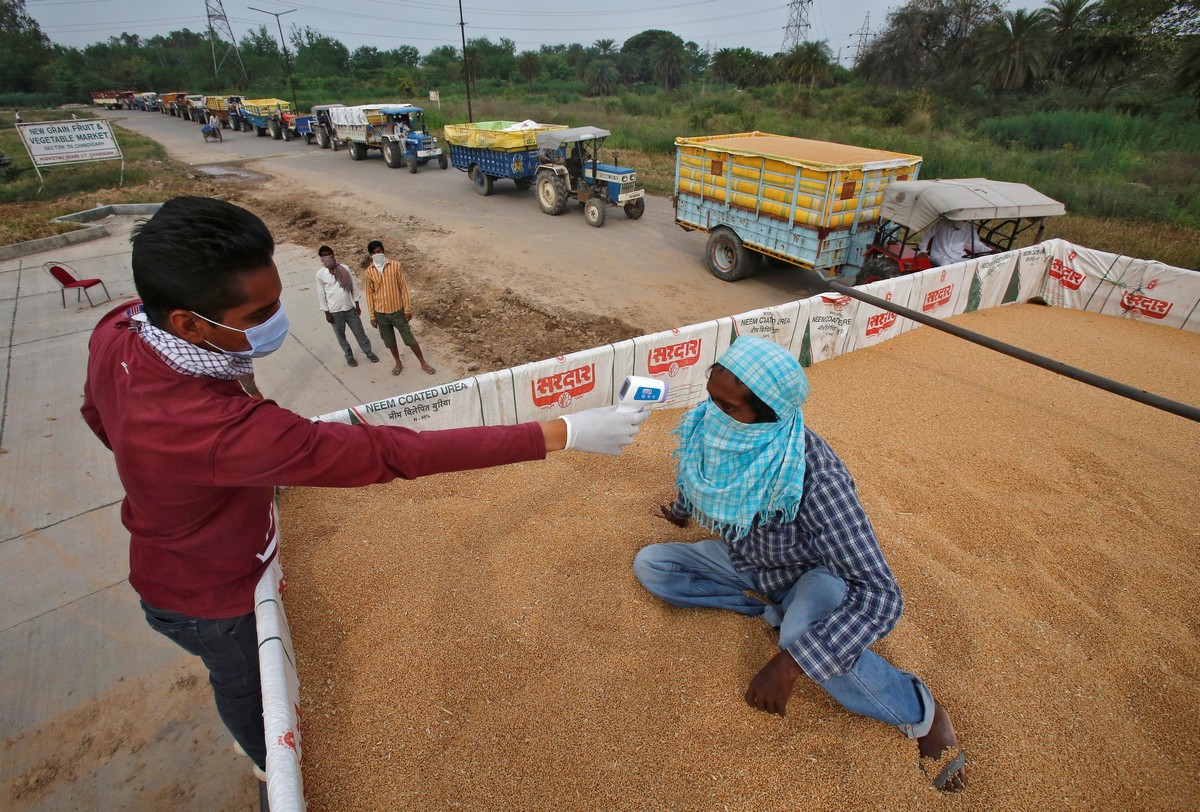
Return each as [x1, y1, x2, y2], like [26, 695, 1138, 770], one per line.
[81, 196, 647, 779]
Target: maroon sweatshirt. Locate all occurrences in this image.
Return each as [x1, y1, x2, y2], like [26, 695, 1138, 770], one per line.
[81, 302, 546, 618]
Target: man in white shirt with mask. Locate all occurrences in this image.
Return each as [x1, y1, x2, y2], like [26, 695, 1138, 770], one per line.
[316, 245, 378, 367]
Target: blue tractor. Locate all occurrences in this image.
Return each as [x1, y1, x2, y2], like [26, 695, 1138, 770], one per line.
[533, 127, 645, 227]
[375, 104, 448, 173]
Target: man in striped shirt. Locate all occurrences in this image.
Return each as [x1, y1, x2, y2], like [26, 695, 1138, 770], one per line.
[364, 239, 436, 377]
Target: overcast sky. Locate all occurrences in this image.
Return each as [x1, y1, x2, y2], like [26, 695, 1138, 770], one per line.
[25, 0, 1046, 67]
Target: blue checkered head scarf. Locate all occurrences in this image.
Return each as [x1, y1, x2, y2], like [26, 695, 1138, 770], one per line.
[674, 336, 809, 541]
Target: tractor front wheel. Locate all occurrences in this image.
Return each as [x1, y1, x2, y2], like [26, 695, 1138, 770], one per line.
[282, 126, 293, 141]
[473, 169, 493, 196]
[537, 173, 568, 216]
[438, 153, 449, 170]
[408, 155, 419, 174]
[384, 141, 403, 169]
[705, 227, 759, 282]
[584, 198, 607, 228]
[349, 141, 365, 161]
[623, 198, 645, 220]
[855, 254, 901, 286]
[303, 133, 314, 145]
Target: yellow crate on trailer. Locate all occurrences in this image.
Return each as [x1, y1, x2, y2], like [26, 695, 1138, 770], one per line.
[242, 98, 292, 117]
[443, 121, 567, 152]
[674, 132, 922, 280]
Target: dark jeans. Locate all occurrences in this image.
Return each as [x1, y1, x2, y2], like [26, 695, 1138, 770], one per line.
[141, 601, 266, 769]
[331, 308, 374, 360]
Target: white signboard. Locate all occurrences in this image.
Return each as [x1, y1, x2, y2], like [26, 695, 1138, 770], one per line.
[17, 119, 122, 166]
[429, 90, 440, 102]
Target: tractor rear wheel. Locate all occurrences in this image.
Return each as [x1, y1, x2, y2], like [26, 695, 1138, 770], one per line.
[584, 198, 607, 228]
[705, 227, 760, 282]
[855, 254, 901, 286]
[317, 130, 330, 149]
[473, 169, 493, 196]
[623, 198, 645, 220]
[537, 173, 568, 216]
[438, 153, 449, 169]
[384, 142, 403, 169]
[270, 121, 282, 140]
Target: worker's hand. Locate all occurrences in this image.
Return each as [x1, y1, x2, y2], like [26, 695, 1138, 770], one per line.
[744, 650, 803, 717]
[403, 309, 411, 321]
[370, 317, 378, 328]
[324, 311, 333, 324]
[659, 504, 688, 528]
[560, 406, 650, 455]
[355, 303, 361, 316]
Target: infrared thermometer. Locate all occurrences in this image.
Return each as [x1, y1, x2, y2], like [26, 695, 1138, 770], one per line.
[616, 376, 668, 413]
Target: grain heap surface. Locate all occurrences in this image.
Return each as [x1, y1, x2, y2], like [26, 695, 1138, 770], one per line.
[281, 303, 1199, 811]
[692, 135, 916, 165]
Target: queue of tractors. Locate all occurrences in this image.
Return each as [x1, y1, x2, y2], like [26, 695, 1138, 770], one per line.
[90, 88, 1065, 264]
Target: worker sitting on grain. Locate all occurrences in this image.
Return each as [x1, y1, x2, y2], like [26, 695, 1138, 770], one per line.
[81, 196, 650, 784]
[633, 336, 968, 792]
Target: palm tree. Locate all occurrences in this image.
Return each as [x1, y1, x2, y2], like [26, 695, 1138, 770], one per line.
[517, 50, 541, 87]
[1175, 36, 1200, 114]
[779, 41, 833, 98]
[976, 9, 1052, 92]
[650, 38, 689, 90]
[1045, 0, 1100, 79]
[1068, 28, 1139, 100]
[711, 48, 740, 86]
[594, 38, 616, 56]
[583, 57, 620, 96]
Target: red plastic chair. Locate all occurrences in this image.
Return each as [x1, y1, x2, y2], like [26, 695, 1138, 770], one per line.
[44, 261, 111, 308]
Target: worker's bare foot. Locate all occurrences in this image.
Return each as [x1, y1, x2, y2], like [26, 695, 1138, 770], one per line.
[421, 362, 436, 375]
[918, 700, 967, 792]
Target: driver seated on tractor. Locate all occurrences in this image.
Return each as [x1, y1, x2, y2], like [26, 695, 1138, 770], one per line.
[566, 143, 590, 179]
[397, 114, 412, 136]
[922, 218, 990, 268]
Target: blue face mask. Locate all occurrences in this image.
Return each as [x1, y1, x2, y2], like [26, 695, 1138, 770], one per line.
[192, 305, 290, 359]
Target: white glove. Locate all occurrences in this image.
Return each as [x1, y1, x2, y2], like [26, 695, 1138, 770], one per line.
[561, 405, 650, 455]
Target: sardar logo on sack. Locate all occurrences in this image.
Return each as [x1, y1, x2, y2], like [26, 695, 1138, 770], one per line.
[532, 362, 597, 408]
[647, 337, 703, 376]
[865, 292, 899, 338]
[1049, 251, 1085, 291]
[1121, 282, 1174, 320]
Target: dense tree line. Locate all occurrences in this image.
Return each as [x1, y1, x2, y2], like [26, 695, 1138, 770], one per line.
[1, 0, 1197, 114]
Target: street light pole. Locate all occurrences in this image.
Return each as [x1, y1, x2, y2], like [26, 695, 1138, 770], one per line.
[248, 6, 300, 115]
[457, 0, 472, 122]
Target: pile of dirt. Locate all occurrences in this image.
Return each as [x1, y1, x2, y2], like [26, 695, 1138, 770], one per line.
[278, 303, 1200, 810]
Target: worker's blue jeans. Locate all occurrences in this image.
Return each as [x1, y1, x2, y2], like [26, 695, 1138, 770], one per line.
[330, 308, 375, 361]
[632, 539, 935, 739]
[140, 601, 266, 769]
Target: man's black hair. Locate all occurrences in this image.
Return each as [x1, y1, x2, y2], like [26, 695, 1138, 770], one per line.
[712, 362, 778, 423]
[318, 245, 334, 255]
[131, 196, 274, 328]
[367, 239, 384, 254]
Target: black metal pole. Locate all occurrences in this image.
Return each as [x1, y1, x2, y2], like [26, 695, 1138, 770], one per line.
[824, 279, 1200, 423]
[458, 0, 472, 122]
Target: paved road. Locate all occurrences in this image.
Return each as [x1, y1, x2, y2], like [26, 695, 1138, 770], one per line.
[104, 109, 827, 332]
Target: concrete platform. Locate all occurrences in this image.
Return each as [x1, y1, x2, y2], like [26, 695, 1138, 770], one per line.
[0, 212, 464, 810]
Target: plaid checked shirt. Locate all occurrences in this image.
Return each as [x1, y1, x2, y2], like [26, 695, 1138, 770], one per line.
[673, 427, 903, 683]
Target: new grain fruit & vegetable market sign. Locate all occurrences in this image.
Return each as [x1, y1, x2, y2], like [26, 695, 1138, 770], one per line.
[16, 119, 124, 189]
